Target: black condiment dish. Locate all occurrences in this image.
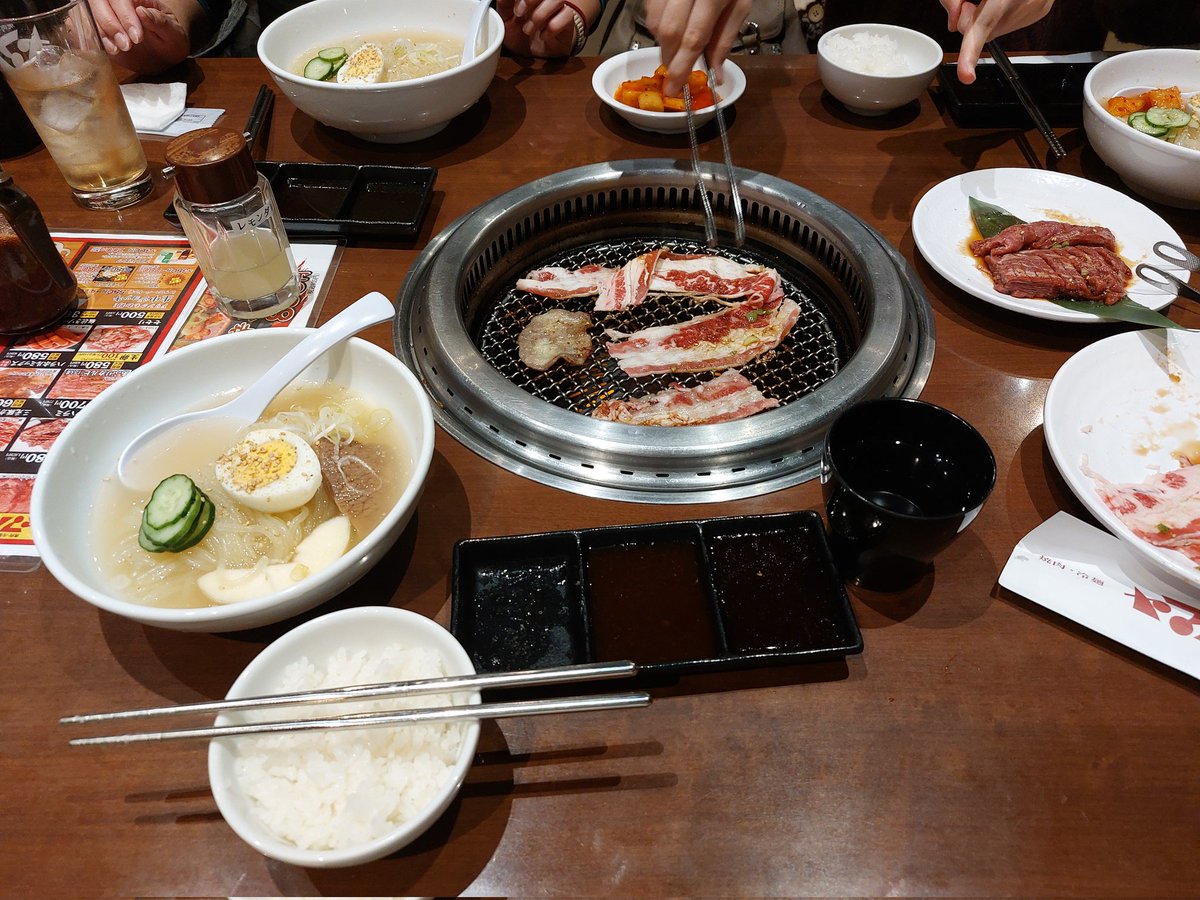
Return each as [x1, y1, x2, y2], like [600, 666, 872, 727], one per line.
[451, 512, 863, 675]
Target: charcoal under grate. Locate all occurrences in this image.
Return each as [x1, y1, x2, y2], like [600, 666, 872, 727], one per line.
[394, 159, 935, 504]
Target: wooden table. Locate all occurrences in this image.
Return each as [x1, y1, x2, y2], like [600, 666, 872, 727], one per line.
[4, 56, 1198, 897]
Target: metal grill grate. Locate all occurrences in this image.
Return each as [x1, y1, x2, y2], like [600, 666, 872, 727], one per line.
[475, 237, 845, 415]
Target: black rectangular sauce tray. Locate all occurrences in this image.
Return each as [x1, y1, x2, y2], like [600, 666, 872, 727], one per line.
[451, 511, 863, 675]
[163, 161, 436, 240]
[937, 61, 1094, 128]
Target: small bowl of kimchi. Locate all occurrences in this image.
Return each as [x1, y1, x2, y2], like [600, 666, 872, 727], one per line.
[592, 47, 746, 134]
[1083, 48, 1200, 209]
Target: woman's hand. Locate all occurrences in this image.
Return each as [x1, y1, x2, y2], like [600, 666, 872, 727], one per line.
[498, 0, 592, 59]
[643, 0, 753, 95]
[940, 0, 1055, 83]
[88, 0, 197, 74]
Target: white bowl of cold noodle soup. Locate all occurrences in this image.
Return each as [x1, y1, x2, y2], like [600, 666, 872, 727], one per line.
[817, 23, 942, 116]
[1083, 48, 1200, 209]
[591, 47, 747, 134]
[31, 328, 435, 632]
[209, 606, 481, 867]
[257, 0, 503, 143]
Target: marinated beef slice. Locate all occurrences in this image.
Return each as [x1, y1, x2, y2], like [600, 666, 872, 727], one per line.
[971, 220, 1130, 305]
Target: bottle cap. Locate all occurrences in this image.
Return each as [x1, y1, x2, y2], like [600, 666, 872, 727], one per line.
[165, 127, 256, 205]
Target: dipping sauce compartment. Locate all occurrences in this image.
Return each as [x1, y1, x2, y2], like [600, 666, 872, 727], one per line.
[452, 513, 862, 674]
[163, 161, 436, 240]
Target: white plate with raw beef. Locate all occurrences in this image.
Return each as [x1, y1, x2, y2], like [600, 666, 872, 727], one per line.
[1044, 328, 1200, 596]
[912, 168, 1188, 323]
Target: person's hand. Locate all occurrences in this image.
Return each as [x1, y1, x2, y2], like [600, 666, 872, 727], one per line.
[496, 0, 578, 58]
[941, 0, 1055, 84]
[88, 0, 191, 74]
[643, 0, 753, 95]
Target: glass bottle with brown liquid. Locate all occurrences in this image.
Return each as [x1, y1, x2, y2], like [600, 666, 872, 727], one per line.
[0, 165, 80, 337]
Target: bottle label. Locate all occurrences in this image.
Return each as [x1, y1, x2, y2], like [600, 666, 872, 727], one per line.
[228, 205, 274, 233]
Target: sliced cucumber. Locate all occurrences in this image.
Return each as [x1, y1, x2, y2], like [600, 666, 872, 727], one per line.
[141, 492, 203, 548]
[303, 57, 333, 81]
[1128, 112, 1169, 137]
[137, 474, 215, 553]
[143, 473, 198, 529]
[318, 47, 347, 61]
[169, 497, 214, 552]
[1145, 106, 1191, 128]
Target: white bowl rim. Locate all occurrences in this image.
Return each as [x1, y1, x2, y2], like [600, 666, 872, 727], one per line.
[591, 47, 746, 121]
[207, 605, 481, 867]
[31, 329, 435, 626]
[257, 0, 503, 92]
[1082, 47, 1200, 162]
[817, 22, 943, 77]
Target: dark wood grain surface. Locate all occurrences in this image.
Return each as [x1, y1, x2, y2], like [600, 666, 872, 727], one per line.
[3, 56, 1198, 897]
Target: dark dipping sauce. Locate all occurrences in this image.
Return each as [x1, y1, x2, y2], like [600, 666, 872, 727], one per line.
[462, 555, 583, 672]
[585, 539, 720, 664]
[709, 528, 850, 653]
[0, 221, 78, 336]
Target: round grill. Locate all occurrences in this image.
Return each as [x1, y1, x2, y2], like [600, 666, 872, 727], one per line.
[394, 159, 935, 504]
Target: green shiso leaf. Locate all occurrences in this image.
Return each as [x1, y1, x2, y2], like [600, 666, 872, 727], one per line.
[968, 196, 1184, 331]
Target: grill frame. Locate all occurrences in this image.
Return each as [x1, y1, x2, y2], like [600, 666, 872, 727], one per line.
[394, 159, 935, 503]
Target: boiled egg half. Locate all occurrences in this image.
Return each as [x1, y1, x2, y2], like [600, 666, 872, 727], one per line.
[336, 42, 385, 84]
[215, 428, 321, 513]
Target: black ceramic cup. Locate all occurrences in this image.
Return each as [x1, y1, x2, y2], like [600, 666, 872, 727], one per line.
[821, 398, 996, 592]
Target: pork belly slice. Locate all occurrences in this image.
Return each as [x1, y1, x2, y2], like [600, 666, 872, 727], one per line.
[985, 246, 1131, 306]
[596, 248, 665, 311]
[605, 295, 799, 377]
[517, 264, 616, 299]
[592, 369, 778, 426]
[1087, 463, 1200, 565]
[970, 220, 1118, 258]
[518, 250, 777, 310]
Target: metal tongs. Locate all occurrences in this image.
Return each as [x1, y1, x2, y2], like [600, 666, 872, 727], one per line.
[1136, 241, 1200, 303]
[683, 55, 744, 249]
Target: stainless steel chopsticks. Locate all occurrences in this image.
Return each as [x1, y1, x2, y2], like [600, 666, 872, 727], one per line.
[986, 42, 1067, 161]
[67, 692, 652, 746]
[683, 55, 745, 250]
[61, 659, 638, 725]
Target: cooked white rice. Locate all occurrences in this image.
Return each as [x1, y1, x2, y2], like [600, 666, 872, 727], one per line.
[823, 32, 914, 76]
[231, 642, 467, 851]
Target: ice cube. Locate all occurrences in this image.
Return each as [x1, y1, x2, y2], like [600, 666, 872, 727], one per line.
[51, 49, 96, 94]
[36, 89, 93, 134]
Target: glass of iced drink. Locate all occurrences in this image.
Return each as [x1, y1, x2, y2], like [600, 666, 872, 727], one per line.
[0, 0, 152, 209]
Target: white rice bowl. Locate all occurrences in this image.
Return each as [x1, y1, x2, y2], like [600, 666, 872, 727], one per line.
[209, 607, 480, 867]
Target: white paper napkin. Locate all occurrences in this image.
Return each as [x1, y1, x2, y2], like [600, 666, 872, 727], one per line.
[1000, 512, 1200, 680]
[120, 82, 186, 132]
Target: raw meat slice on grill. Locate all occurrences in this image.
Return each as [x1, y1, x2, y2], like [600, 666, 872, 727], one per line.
[518, 249, 781, 311]
[605, 295, 800, 377]
[985, 246, 1132, 306]
[1087, 463, 1200, 565]
[516, 264, 617, 299]
[592, 369, 778, 426]
[596, 248, 665, 311]
[970, 221, 1117, 258]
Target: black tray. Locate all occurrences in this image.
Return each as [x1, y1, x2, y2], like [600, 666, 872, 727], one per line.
[937, 61, 1095, 128]
[163, 161, 436, 240]
[451, 511, 863, 675]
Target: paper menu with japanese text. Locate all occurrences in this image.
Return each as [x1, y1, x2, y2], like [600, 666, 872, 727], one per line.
[1000, 511, 1200, 680]
[0, 231, 340, 559]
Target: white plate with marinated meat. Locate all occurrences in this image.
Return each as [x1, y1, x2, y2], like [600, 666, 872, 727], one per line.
[912, 168, 1188, 323]
[1044, 328, 1200, 597]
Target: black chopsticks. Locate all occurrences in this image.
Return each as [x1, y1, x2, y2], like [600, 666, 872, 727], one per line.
[986, 42, 1068, 161]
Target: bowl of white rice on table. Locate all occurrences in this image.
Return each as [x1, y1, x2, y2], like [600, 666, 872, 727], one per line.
[208, 606, 480, 867]
[817, 24, 942, 116]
